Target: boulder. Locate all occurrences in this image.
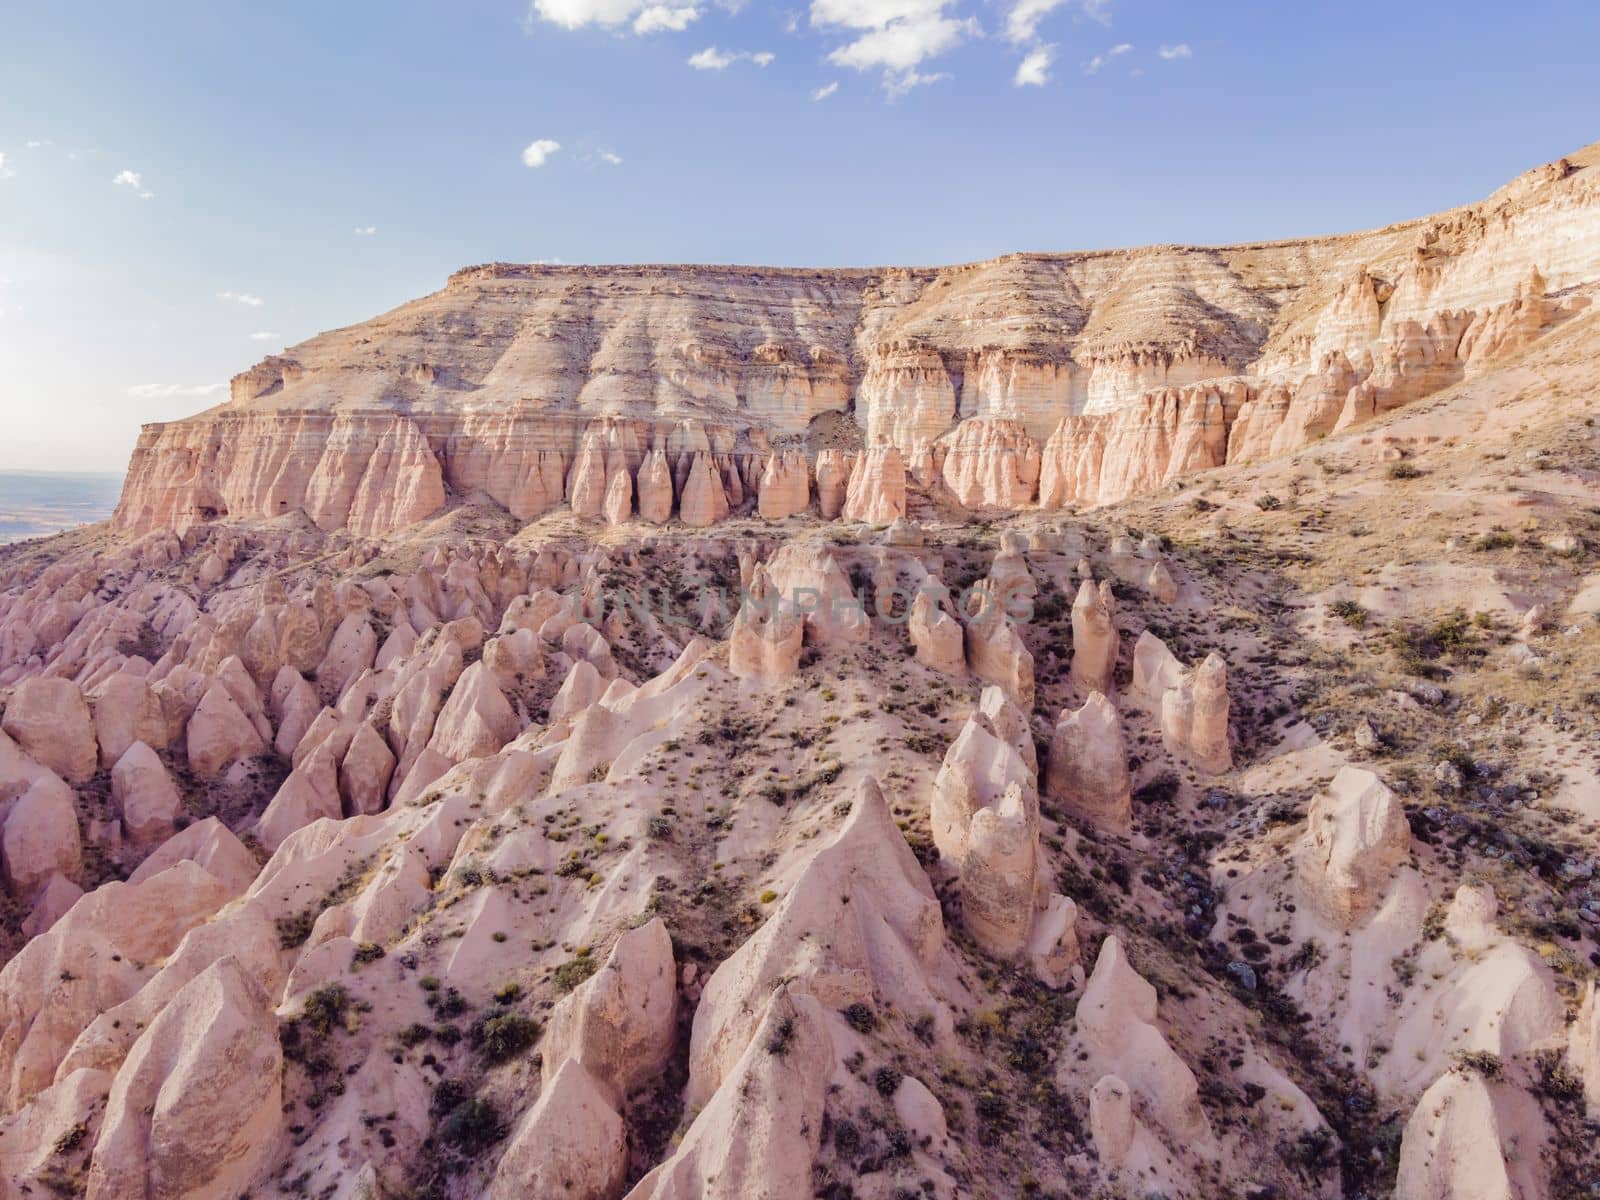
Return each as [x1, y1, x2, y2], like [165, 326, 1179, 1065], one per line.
[2, 774, 82, 896]
[1044, 692, 1132, 831]
[1076, 935, 1209, 1142]
[21, 873, 83, 940]
[632, 989, 831, 1200]
[185, 681, 266, 779]
[728, 566, 804, 686]
[1089, 1075, 1136, 1168]
[963, 580, 1035, 709]
[90, 672, 168, 768]
[1296, 766, 1410, 926]
[85, 958, 282, 1200]
[429, 661, 519, 762]
[1395, 1070, 1532, 1200]
[339, 722, 395, 817]
[2, 678, 96, 784]
[687, 778, 942, 1107]
[959, 782, 1038, 959]
[548, 658, 606, 725]
[1131, 630, 1184, 701]
[540, 917, 677, 1105]
[909, 588, 964, 675]
[110, 741, 182, 846]
[486, 1059, 626, 1200]
[1160, 652, 1232, 774]
[1146, 560, 1178, 604]
[1069, 579, 1118, 695]
[129, 817, 257, 896]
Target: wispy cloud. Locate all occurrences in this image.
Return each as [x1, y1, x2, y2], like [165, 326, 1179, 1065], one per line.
[1158, 42, 1191, 59]
[1084, 41, 1131, 74]
[633, 3, 698, 32]
[113, 169, 154, 199]
[811, 80, 839, 100]
[1014, 45, 1053, 86]
[218, 290, 264, 307]
[353, 225, 378, 236]
[599, 150, 624, 166]
[0, 152, 9, 178]
[688, 46, 774, 68]
[127, 382, 227, 399]
[249, 331, 279, 342]
[521, 138, 563, 167]
[1005, 0, 1064, 44]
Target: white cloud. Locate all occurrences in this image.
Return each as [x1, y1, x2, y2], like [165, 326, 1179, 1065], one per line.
[1004, 0, 1064, 43]
[353, 225, 378, 236]
[813, 0, 976, 95]
[633, 3, 698, 31]
[1083, 40, 1130, 73]
[127, 382, 227, 399]
[528, 0, 704, 31]
[884, 68, 949, 97]
[812, 80, 839, 99]
[599, 150, 624, 165]
[529, 0, 647, 29]
[1013, 44, 1052, 86]
[521, 138, 563, 167]
[218, 290, 264, 307]
[1082, 0, 1111, 22]
[24, 140, 48, 150]
[113, 169, 153, 199]
[689, 46, 735, 68]
[687, 46, 774, 68]
[1158, 42, 1191, 59]
[249, 331, 279, 342]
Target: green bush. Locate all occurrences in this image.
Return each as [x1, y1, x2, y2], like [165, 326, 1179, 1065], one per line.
[474, 1013, 541, 1064]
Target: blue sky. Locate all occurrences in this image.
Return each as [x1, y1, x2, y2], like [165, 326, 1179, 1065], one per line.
[2, 0, 1597, 471]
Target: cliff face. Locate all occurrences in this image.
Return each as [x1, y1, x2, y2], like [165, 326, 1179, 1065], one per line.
[116, 145, 1600, 535]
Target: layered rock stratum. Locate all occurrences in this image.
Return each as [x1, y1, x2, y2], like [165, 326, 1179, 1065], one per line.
[0, 142, 1597, 1200]
[114, 146, 1600, 538]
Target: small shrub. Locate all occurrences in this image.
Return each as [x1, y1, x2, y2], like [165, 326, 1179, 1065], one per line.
[1452, 1050, 1503, 1079]
[1330, 599, 1368, 628]
[1256, 494, 1282, 511]
[351, 942, 385, 966]
[552, 956, 598, 993]
[842, 1002, 877, 1034]
[1386, 461, 1425, 480]
[474, 1013, 541, 1064]
[300, 984, 350, 1038]
[766, 1016, 796, 1056]
[873, 1065, 903, 1097]
[438, 1097, 505, 1154]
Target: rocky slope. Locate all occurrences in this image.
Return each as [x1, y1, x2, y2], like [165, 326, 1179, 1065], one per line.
[115, 145, 1600, 538]
[0, 142, 1596, 1200]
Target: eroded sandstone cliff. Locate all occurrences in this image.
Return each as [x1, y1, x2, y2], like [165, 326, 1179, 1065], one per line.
[114, 144, 1600, 536]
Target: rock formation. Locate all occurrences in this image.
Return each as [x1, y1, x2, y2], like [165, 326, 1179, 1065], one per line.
[1296, 766, 1411, 926]
[1160, 651, 1232, 774]
[1069, 579, 1118, 695]
[1045, 691, 1132, 831]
